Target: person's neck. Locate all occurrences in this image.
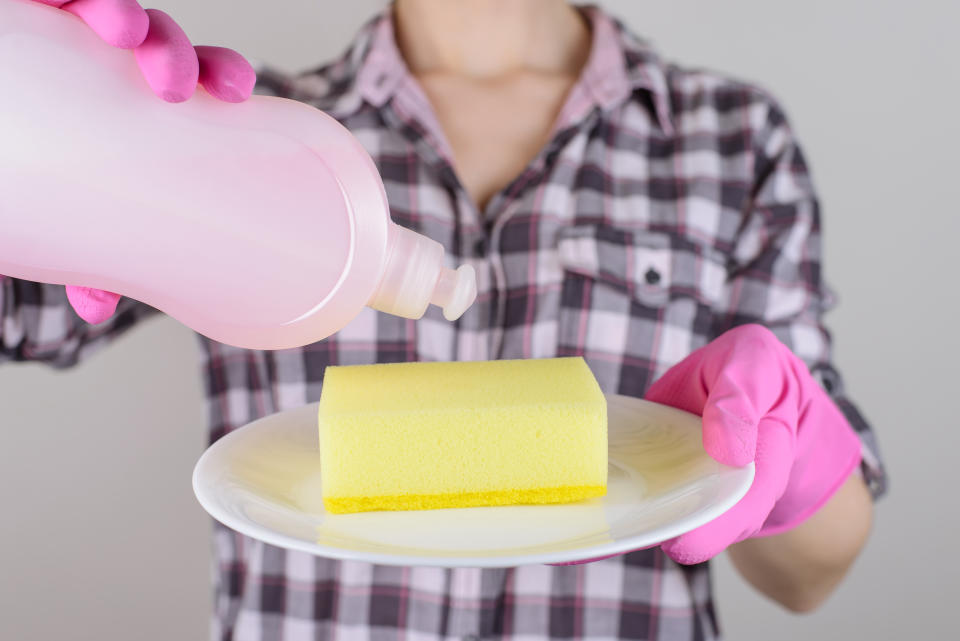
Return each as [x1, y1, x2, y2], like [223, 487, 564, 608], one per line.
[394, 0, 590, 78]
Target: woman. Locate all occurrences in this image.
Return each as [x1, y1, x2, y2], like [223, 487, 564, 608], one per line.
[6, 1, 886, 639]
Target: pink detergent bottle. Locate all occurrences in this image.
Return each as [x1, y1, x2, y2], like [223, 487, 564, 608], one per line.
[0, 0, 476, 350]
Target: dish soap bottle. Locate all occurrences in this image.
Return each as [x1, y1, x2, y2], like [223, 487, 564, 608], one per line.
[0, 0, 476, 350]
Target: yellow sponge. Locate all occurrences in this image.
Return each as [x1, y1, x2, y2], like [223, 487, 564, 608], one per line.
[318, 357, 607, 514]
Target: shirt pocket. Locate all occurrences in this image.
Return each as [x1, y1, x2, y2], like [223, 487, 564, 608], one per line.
[554, 225, 722, 395]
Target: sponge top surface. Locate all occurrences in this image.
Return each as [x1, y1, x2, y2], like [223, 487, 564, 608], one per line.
[319, 357, 602, 414]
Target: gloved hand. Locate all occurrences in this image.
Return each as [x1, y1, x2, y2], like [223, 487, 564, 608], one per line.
[27, 0, 256, 323]
[643, 324, 862, 564]
[553, 324, 861, 567]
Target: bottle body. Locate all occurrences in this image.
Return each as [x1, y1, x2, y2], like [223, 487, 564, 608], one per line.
[0, 0, 474, 349]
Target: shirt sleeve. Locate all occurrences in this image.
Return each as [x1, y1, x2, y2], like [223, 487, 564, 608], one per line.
[712, 94, 887, 499]
[0, 277, 156, 369]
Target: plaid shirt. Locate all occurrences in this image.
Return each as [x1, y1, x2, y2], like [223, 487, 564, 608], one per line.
[1, 6, 886, 641]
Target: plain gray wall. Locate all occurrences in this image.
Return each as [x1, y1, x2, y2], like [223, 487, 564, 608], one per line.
[1, 1, 957, 639]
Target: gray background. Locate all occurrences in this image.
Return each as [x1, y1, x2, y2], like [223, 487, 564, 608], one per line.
[1, 1, 957, 639]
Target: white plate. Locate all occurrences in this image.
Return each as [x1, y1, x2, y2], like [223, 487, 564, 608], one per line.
[193, 394, 754, 567]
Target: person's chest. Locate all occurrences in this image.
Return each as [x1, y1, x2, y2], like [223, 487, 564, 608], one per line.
[367, 93, 747, 380]
[201, 98, 753, 424]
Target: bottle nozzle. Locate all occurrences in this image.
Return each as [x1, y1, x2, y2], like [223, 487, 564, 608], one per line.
[367, 225, 477, 321]
[431, 264, 477, 321]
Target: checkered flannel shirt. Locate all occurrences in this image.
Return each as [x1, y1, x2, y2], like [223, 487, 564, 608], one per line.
[0, 6, 886, 641]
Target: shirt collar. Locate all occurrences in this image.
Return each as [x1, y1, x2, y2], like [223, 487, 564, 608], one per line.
[343, 4, 674, 136]
[595, 7, 675, 136]
[353, 13, 408, 111]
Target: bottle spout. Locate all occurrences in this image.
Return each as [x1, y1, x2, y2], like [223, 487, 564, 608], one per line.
[431, 264, 477, 321]
[367, 224, 477, 321]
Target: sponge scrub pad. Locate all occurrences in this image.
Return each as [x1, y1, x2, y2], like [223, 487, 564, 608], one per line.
[318, 357, 607, 514]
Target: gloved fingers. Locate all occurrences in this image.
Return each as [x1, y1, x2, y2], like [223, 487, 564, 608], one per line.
[697, 326, 791, 467]
[644, 324, 789, 421]
[195, 45, 256, 103]
[661, 421, 794, 565]
[700, 369, 762, 467]
[60, 0, 150, 49]
[643, 356, 706, 416]
[133, 8, 199, 102]
[645, 358, 760, 467]
[65, 286, 121, 324]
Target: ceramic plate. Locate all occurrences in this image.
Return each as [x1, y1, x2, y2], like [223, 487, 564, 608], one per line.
[193, 394, 754, 567]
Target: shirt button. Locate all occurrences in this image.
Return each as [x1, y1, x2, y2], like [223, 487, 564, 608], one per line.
[644, 267, 662, 285]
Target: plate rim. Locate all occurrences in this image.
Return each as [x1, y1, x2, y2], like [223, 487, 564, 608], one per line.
[193, 395, 755, 567]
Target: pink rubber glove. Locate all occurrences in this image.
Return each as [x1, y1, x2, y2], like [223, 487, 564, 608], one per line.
[552, 324, 861, 567]
[28, 0, 256, 323]
[644, 324, 863, 565]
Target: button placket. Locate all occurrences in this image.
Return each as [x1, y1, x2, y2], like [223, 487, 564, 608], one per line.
[487, 206, 514, 360]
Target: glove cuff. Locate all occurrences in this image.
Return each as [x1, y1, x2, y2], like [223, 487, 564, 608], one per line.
[756, 382, 863, 537]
